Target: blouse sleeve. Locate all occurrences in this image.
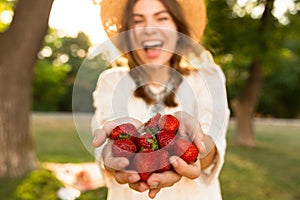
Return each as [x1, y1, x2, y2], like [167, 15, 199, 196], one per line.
[90, 69, 114, 165]
[91, 67, 130, 132]
[91, 68, 129, 167]
[191, 50, 230, 185]
[91, 70, 114, 132]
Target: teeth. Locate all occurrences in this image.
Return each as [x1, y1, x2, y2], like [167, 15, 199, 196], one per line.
[142, 40, 163, 48]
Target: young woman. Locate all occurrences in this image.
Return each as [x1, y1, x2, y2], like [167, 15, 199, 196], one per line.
[92, 0, 230, 199]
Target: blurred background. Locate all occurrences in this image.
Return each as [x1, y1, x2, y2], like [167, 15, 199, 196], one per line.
[0, 0, 299, 199]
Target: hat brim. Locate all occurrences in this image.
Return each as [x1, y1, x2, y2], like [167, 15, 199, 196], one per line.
[100, 0, 206, 42]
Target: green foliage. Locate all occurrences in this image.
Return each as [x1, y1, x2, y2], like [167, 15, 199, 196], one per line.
[257, 13, 300, 118]
[204, 0, 300, 117]
[13, 169, 63, 200]
[0, 168, 108, 200]
[42, 30, 91, 111]
[32, 60, 71, 111]
[0, 0, 15, 31]
[78, 187, 107, 200]
[32, 29, 110, 112]
[258, 47, 300, 118]
[41, 30, 91, 74]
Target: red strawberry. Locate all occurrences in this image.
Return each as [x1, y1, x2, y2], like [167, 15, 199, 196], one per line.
[158, 114, 179, 134]
[174, 138, 199, 164]
[110, 123, 138, 141]
[144, 113, 161, 130]
[132, 149, 157, 181]
[156, 130, 176, 151]
[156, 149, 171, 173]
[135, 132, 159, 151]
[112, 139, 137, 159]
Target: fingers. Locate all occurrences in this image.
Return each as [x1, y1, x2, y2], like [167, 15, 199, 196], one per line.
[169, 156, 201, 179]
[102, 142, 130, 171]
[148, 188, 161, 199]
[147, 171, 181, 189]
[129, 181, 149, 192]
[93, 117, 142, 147]
[104, 156, 130, 172]
[92, 120, 116, 148]
[92, 128, 108, 147]
[173, 111, 206, 154]
[114, 170, 141, 184]
[145, 171, 181, 198]
[192, 132, 206, 154]
[101, 144, 142, 185]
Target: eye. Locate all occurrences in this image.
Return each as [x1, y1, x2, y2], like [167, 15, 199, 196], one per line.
[133, 19, 143, 24]
[156, 12, 172, 22]
[132, 16, 144, 25]
[158, 17, 169, 21]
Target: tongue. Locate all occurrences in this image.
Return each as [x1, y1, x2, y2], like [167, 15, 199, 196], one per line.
[145, 48, 161, 59]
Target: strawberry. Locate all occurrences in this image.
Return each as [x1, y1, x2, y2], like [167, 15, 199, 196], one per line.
[135, 132, 159, 151]
[158, 114, 179, 134]
[143, 113, 161, 131]
[156, 130, 176, 151]
[111, 139, 137, 159]
[132, 148, 157, 181]
[110, 123, 138, 141]
[156, 149, 171, 173]
[174, 138, 199, 164]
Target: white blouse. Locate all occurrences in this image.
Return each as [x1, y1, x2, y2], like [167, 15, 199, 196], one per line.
[91, 51, 230, 200]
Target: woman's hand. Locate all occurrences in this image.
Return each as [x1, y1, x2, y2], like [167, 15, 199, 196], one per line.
[173, 111, 207, 154]
[144, 111, 206, 198]
[92, 117, 146, 190]
[146, 156, 201, 198]
[101, 142, 146, 189]
[91, 112, 208, 198]
[92, 117, 142, 148]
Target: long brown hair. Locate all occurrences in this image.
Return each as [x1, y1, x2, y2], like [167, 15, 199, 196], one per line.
[117, 0, 196, 106]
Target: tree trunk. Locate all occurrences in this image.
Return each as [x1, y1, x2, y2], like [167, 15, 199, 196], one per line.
[0, 0, 54, 178]
[231, 61, 263, 147]
[231, 0, 273, 147]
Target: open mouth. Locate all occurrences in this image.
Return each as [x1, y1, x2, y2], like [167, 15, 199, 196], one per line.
[140, 40, 164, 59]
[142, 40, 164, 51]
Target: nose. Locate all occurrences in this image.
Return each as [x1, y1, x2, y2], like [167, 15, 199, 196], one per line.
[144, 27, 156, 36]
[144, 19, 157, 35]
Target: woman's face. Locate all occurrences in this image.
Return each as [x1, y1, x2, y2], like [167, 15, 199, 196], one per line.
[129, 0, 178, 67]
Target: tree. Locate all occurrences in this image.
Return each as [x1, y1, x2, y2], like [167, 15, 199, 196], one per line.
[0, 0, 54, 178]
[32, 60, 71, 111]
[204, 0, 299, 146]
[257, 12, 300, 118]
[34, 29, 91, 111]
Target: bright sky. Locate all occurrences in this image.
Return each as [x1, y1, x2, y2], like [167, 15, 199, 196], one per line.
[48, 0, 107, 45]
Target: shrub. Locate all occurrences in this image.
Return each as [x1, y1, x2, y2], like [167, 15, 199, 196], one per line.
[14, 169, 63, 200]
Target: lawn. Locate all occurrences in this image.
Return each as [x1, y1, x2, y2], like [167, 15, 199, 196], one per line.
[0, 113, 299, 200]
[221, 123, 300, 200]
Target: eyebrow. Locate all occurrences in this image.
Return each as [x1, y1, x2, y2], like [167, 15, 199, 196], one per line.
[132, 10, 169, 17]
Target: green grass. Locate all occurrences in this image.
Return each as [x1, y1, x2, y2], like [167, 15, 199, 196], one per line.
[31, 113, 95, 163]
[0, 113, 299, 200]
[221, 124, 300, 200]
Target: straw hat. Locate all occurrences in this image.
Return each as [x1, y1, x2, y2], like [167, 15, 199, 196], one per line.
[100, 0, 206, 42]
